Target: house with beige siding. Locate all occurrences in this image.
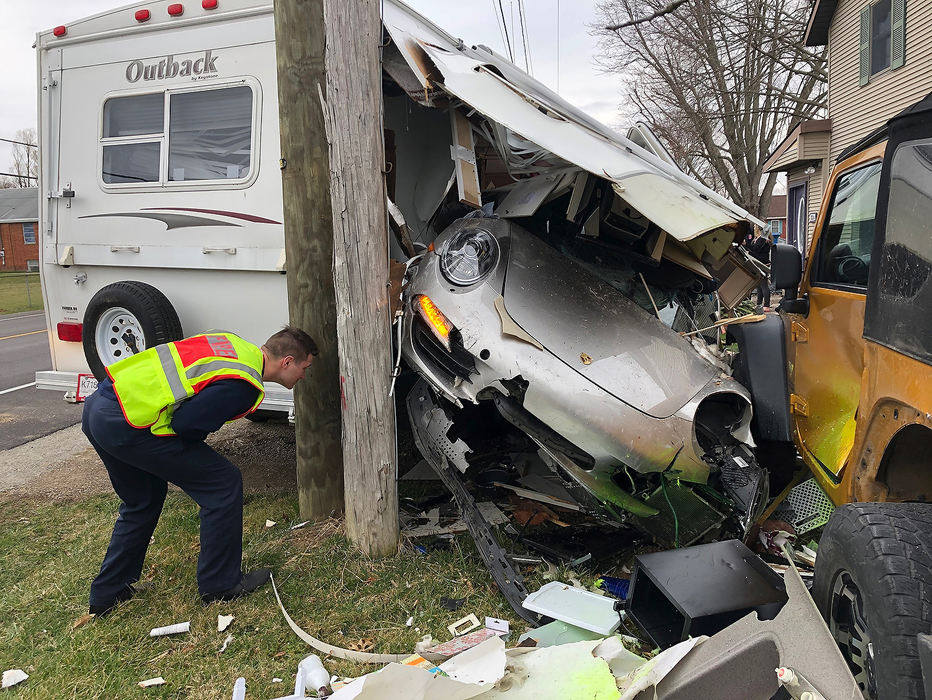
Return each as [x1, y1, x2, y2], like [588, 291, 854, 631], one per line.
[764, 0, 931, 257]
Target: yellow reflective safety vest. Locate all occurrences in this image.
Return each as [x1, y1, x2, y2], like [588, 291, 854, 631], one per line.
[106, 332, 265, 436]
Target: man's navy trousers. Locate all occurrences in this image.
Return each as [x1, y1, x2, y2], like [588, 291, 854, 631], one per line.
[82, 388, 244, 605]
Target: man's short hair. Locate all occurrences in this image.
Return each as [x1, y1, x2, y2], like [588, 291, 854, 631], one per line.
[264, 326, 319, 359]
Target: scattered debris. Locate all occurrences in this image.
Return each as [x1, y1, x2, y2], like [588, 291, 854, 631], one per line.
[403, 502, 508, 538]
[439, 597, 466, 612]
[1, 670, 28, 689]
[522, 582, 621, 636]
[428, 628, 504, 657]
[219, 634, 233, 653]
[447, 613, 481, 637]
[347, 638, 375, 653]
[149, 622, 190, 637]
[485, 617, 509, 634]
[616, 637, 701, 700]
[72, 613, 94, 629]
[516, 620, 603, 648]
[328, 637, 506, 700]
[272, 678, 283, 683]
[137, 676, 165, 688]
[269, 655, 332, 700]
[265, 519, 277, 528]
[217, 614, 234, 632]
[232, 677, 245, 700]
[289, 521, 310, 530]
[405, 616, 415, 627]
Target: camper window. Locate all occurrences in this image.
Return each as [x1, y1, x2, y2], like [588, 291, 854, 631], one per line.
[168, 86, 252, 181]
[101, 93, 164, 184]
[100, 84, 255, 187]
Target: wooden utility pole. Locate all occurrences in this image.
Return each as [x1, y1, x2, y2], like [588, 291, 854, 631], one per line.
[275, 0, 399, 555]
[274, 0, 344, 521]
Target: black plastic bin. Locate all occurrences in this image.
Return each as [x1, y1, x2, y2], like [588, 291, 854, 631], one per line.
[626, 539, 788, 649]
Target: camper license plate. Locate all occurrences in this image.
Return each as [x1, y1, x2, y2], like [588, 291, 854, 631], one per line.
[76, 374, 98, 402]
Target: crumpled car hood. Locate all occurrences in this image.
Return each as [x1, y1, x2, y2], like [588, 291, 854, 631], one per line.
[502, 229, 718, 418]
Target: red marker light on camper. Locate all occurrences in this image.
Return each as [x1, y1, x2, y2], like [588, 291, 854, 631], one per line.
[135, 9, 151, 21]
[53, 25, 67, 37]
[57, 322, 83, 342]
[167, 3, 184, 16]
[202, 0, 219, 8]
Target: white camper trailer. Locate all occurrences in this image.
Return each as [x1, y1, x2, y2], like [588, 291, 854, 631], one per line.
[35, 0, 298, 409]
[35, 0, 761, 414]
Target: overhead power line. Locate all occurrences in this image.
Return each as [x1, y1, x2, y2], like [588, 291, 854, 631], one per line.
[496, 0, 514, 62]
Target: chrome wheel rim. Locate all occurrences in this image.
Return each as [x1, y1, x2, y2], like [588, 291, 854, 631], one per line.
[829, 570, 877, 698]
[95, 307, 146, 365]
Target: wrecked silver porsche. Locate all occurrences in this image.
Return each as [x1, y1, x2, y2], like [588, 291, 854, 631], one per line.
[402, 210, 769, 543]
[376, 0, 796, 622]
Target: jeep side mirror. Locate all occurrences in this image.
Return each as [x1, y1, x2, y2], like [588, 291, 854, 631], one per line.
[772, 244, 803, 299]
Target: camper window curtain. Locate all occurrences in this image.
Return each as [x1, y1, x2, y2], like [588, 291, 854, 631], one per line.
[168, 86, 253, 181]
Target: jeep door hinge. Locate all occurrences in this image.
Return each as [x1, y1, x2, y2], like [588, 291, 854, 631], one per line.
[790, 394, 810, 417]
[791, 321, 809, 343]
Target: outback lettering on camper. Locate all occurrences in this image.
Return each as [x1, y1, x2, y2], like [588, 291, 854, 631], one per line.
[125, 51, 219, 82]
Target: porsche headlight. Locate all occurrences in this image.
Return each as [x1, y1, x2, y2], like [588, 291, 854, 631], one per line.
[439, 228, 500, 286]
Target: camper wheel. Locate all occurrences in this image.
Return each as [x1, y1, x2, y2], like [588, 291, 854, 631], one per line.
[83, 281, 183, 380]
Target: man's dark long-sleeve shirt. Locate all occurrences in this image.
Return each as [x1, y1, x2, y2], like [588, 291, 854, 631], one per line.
[97, 378, 260, 442]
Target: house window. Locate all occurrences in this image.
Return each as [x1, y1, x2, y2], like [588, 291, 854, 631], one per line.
[101, 84, 255, 187]
[27, 260, 39, 272]
[23, 223, 36, 244]
[870, 0, 891, 75]
[768, 220, 783, 237]
[860, 0, 905, 85]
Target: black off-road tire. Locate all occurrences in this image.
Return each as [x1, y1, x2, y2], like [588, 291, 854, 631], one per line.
[812, 502, 932, 700]
[83, 281, 183, 380]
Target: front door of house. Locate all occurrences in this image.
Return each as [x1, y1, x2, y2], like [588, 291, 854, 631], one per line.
[787, 182, 807, 263]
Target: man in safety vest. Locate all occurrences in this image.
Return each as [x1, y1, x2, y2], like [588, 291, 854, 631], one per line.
[82, 325, 317, 616]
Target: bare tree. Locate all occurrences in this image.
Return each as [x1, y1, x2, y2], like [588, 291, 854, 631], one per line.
[2, 128, 39, 188]
[594, 0, 826, 218]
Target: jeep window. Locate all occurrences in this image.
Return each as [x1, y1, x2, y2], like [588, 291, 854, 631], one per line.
[812, 162, 882, 289]
[101, 93, 163, 184]
[872, 139, 932, 362]
[168, 86, 252, 181]
[100, 85, 254, 187]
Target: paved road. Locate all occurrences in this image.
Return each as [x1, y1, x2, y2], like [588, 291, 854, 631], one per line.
[0, 311, 84, 450]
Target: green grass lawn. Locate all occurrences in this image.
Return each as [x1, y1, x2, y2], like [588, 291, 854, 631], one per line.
[0, 273, 42, 314]
[0, 492, 540, 699]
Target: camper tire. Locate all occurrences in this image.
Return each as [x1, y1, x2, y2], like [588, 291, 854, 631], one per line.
[812, 502, 932, 700]
[83, 281, 183, 380]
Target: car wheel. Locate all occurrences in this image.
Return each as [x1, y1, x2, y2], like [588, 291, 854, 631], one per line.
[812, 502, 932, 700]
[82, 281, 183, 380]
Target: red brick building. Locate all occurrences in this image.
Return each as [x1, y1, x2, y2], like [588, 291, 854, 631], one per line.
[0, 188, 39, 271]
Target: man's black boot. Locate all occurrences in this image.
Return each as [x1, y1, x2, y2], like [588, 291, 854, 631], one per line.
[201, 568, 272, 604]
[89, 585, 135, 617]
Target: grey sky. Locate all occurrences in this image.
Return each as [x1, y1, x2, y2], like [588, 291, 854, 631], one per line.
[0, 0, 626, 174]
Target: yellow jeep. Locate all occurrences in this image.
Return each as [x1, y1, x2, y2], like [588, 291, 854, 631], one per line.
[772, 92, 932, 700]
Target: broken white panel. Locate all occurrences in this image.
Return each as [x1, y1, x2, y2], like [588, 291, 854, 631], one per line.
[138, 677, 166, 688]
[382, 3, 764, 243]
[475, 640, 620, 699]
[450, 110, 482, 208]
[149, 622, 190, 637]
[592, 637, 648, 679]
[218, 614, 234, 632]
[438, 636, 507, 685]
[2, 669, 28, 688]
[496, 171, 565, 218]
[522, 582, 620, 635]
[616, 637, 702, 700]
[327, 638, 506, 700]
